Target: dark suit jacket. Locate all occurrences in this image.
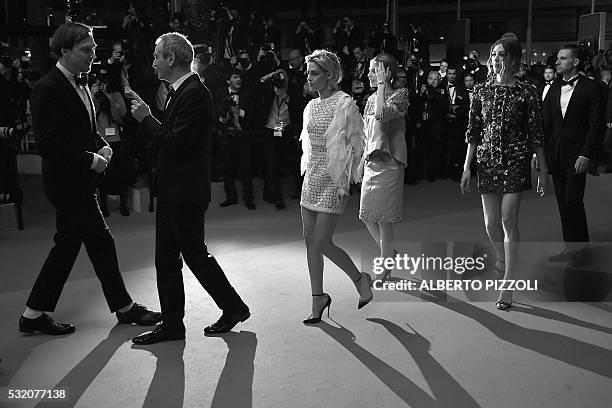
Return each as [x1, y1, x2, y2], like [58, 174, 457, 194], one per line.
[142, 74, 213, 205]
[31, 66, 108, 206]
[543, 75, 605, 170]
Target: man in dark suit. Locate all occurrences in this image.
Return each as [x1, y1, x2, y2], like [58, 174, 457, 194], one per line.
[444, 65, 470, 181]
[129, 32, 250, 344]
[539, 65, 556, 102]
[542, 45, 605, 267]
[214, 69, 255, 209]
[19, 22, 161, 335]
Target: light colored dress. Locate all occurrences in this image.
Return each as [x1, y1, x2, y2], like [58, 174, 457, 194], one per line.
[300, 91, 365, 214]
[359, 87, 410, 223]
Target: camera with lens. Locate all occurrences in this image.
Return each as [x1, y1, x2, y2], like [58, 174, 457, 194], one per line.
[221, 96, 237, 116]
[262, 42, 274, 51]
[262, 71, 286, 88]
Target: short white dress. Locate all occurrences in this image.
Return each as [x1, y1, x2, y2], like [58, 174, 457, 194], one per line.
[300, 91, 365, 214]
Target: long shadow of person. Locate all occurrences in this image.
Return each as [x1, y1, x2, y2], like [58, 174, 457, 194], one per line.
[316, 321, 442, 408]
[412, 288, 612, 379]
[132, 340, 186, 408]
[34, 324, 149, 407]
[367, 318, 481, 408]
[210, 331, 257, 408]
[509, 304, 612, 335]
[0, 334, 66, 386]
[586, 302, 612, 314]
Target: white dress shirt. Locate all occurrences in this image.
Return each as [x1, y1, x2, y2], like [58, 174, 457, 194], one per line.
[56, 61, 101, 169]
[560, 74, 579, 119]
[542, 82, 552, 101]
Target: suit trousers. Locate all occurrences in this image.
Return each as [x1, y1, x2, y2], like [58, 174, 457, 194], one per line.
[551, 164, 590, 245]
[26, 195, 132, 312]
[220, 129, 253, 202]
[155, 200, 247, 331]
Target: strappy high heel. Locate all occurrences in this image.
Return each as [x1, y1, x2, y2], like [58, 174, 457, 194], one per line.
[354, 272, 374, 309]
[381, 249, 399, 282]
[303, 294, 332, 324]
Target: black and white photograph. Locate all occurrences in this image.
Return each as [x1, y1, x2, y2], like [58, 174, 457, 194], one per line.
[1, 0, 611, 407]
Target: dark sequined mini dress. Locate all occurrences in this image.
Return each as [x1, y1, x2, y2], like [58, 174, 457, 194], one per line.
[465, 79, 544, 194]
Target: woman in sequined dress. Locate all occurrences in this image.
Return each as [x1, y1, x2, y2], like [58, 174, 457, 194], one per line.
[299, 49, 373, 324]
[460, 33, 549, 310]
[359, 54, 409, 281]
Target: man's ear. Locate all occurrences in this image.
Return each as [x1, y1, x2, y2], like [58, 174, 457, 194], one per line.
[573, 58, 580, 68]
[168, 52, 175, 67]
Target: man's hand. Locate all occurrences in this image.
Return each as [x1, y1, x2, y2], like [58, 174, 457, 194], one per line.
[574, 156, 589, 174]
[92, 153, 109, 173]
[128, 90, 151, 122]
[98, 146, 113, 162]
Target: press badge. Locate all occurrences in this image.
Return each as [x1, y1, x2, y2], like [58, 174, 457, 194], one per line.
[274, 121, 283, 137]
[105, 128, 116, 136]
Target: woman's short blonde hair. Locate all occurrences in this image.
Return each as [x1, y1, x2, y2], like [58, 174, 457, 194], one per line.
[306, 49, 342, 88]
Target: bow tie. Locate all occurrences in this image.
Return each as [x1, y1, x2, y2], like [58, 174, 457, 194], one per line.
[230, 91, 238, 96]
[448, 84, 455, 88]
[545, 81, 553, 86]
[74, 74, 87, 87]
[562, 76, 578, 87]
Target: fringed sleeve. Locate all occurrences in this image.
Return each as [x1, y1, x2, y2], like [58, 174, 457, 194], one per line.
[299, 101, 312, 176]
[325, 94, 366, 191]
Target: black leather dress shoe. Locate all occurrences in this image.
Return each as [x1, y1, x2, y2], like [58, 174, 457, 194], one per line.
[274, 200, 285, 210]
[245, 200, 256, 210]
[19, 314, 75, 335]
[204, 309, 250, 335]
[548, 249, 573, 262]
[132, 325, 185, 345]
[117, 303, 162, 326]
[220, 199, 238, 207]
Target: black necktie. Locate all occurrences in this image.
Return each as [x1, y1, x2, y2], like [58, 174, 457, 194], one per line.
[164, 87, 175, 108]
[562, 76, 578, 87]
[74, 74, 87, 87]
[546, 81, 553, 86]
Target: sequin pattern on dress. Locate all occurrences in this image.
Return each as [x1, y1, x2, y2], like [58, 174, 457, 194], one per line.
[300, 92, 347, 213]
[465, 79, 544, 194]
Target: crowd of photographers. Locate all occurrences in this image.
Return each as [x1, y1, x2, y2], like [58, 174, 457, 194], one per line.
[3, 6, 612, 215]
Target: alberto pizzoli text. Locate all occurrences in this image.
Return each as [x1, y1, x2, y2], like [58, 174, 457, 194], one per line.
[373, 279, 539, 291]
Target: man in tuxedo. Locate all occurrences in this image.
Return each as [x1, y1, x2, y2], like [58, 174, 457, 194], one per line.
[540, 65, 556, 102]
[214, 70, 255, 209]
[20, 22, 161, 335]
[129, 32, 250, 344]
[444, 66, 470, 181]
[543, 45, 605, 267]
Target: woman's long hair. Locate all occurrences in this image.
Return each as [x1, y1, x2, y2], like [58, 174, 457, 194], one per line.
[487, 32, 522, 79]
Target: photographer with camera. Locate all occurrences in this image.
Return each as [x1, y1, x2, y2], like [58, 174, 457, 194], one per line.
[405, 53, 430, 95]
[214, 69, 255, 210]
[91, 67, 135, 217]
[464, 50, 487, 84]
[444, 65, 470, 181]
[333, 15, 364, 61]
[294, 20, 319, 56]
[256, 43, 281, 77]
[415, 70, 449, 182]
[252, 68, 306, 209]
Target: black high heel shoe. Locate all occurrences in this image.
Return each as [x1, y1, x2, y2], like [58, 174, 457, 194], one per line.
[354, 272, 374, 309]
[303, 294, 332, 324]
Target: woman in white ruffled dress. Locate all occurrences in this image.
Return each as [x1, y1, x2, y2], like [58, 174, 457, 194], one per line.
[300, 49, 373, 324]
